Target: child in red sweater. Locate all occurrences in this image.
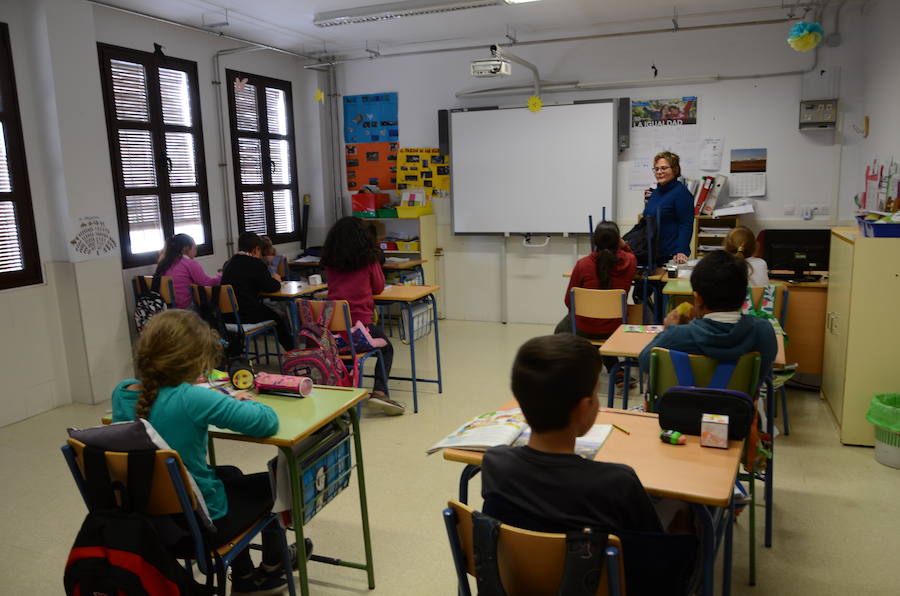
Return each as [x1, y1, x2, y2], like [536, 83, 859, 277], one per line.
[555, 221, 637, 373]
[321, 216, 402, 415]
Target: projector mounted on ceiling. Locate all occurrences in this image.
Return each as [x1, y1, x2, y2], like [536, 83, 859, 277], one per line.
[470, 59, 512, 77]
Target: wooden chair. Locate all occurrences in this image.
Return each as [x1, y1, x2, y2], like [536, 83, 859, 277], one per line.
[61, 438, 296, 595]
[296, 299, 387, 394]
[132, 275, 176, 308]
[442, 500, 624, 596]
[648, 348, 763, 586]
[568, 287, 627, 347]
[191, 284, 280, 364]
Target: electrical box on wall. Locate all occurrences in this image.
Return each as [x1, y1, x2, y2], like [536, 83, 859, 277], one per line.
[799, 99, 838, 130]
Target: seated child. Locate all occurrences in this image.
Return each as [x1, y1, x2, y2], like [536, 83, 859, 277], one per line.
[482, 333, 663, 535]
[156, 233, 221, 309]
[221, 232, 293, 350]
[111, 309, 290, 594]
[723, 226, 769, 286]
[260, 235, 286, 278]
[639, 250, 777, 385]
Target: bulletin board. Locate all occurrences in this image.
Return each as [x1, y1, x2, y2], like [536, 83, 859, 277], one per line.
[449, 101, 616, 235]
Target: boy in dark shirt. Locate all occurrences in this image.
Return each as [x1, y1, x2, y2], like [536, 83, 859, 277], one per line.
[638, 250, 777, 386]
[221, 232, 292, 350]
[481, 333, 663, 535]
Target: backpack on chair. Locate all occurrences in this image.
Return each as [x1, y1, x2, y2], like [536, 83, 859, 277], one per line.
[280, 300, 352, 387]
[133, 276, 167, 334]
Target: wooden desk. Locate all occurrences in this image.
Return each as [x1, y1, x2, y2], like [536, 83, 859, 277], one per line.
[212, 387, 374, 596]
[372, 284, 443, 413]
[443, 405, 740, 596]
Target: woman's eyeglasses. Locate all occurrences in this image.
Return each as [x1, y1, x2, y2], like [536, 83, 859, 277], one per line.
[651, 166, 672, 173]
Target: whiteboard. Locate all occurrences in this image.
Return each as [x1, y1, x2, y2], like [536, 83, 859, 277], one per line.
[450, 101, 616, 234]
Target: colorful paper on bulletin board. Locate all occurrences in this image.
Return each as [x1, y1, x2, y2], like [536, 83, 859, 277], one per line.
[345, 141, 397, 190]
[397, 147, 450, 196]
[343, 93, 398, 144]
[631, 97, 697, 127]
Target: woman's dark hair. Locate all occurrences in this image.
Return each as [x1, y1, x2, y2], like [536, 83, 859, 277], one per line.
[592, 221, 620, 289]
[155, 234, 195, 277]
[321, 216, 381, 271]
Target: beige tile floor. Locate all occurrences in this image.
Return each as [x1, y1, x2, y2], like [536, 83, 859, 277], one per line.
[1, 319, 898, 595]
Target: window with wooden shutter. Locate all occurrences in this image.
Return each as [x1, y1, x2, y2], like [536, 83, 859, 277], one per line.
[0, 22, 42, 290]
[98, 44, 212, 268]
[226, 71, 299, 244]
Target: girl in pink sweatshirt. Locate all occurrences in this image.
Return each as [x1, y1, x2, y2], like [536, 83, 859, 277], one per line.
[156, 234, 221, 309]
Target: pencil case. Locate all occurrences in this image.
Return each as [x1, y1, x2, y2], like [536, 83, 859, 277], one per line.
[255, 372, 314, 397]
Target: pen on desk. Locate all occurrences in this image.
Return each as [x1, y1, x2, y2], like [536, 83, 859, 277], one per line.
[612, 423, 630, 435]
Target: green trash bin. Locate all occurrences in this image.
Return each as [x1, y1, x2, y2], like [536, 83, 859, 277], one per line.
[866, 394, 900, 469]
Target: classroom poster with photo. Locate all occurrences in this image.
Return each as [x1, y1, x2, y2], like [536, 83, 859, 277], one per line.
[631, 97, 698, 127]
[397, 147, 451, 196]
[343, 92, 398, 144]
[345, 141, 397, 190]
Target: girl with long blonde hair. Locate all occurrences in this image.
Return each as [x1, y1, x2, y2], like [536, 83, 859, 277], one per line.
[723, 226, 769, 286]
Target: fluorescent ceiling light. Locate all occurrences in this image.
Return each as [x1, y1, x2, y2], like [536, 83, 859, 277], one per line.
[314, 0, 505, 27]
[504, 0, 542, 4]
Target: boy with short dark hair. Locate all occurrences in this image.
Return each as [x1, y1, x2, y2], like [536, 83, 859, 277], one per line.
[638, 250, 777, 384]
[481, 334, 662, 534]
[221, 231, 292, 350]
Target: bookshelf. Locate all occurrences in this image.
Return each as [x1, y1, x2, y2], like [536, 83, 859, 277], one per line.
[370, 214, 437, 286]
[691, 214, 740, 257]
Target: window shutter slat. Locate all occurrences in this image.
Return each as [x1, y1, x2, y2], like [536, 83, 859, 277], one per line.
[269, 139, 291, 185]
[125, 194, 164, 254]
[238, 137, 263, 185]
[159, 68, 192, 127]
[118, 129, 157, 188]
[234, 81, 258, 132]
[242, 191, 266, 234]
[272, 189, 294, 234]
[165, 132, 197, 186]
[0, 201, 23, 273]
[172, 191, 205, 244]
[266, 87, 287, 135]
[0, 123, 11, 193]
[110, 59, 149, 122]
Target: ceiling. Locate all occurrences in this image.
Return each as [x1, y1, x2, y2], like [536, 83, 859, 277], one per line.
[91, 0, 831, 59]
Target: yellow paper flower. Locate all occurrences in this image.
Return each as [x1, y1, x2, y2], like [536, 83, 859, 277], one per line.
[788, 31, 822, 52]
[528, 95, 543, 113]
[314, 88, 325, 103]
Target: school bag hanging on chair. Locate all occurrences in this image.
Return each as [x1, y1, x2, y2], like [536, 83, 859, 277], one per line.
[133, 276, 167, 334]
[280, 300, 352, 387]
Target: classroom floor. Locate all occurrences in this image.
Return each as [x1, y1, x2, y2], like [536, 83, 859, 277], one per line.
[1, 319, 897, 595]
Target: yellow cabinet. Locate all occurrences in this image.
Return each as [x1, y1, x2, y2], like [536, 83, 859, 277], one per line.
[821, 227, 900, 445]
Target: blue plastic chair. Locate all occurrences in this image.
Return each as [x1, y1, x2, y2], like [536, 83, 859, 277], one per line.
[192, 284, 281, 365]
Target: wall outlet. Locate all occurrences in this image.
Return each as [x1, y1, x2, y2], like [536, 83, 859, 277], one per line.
[812, 204, 830, 216]
[784, 204, 796, 216]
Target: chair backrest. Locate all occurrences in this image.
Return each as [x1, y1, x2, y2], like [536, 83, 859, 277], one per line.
[297, 299, 353, 333]
[65, 438, 198, 516]
[649, 348, 760, 401]
[443, 500, 624, 596]
[132, 275, 176, 308]
[191, 284, 239, 315]
[570, 288, 627, 322]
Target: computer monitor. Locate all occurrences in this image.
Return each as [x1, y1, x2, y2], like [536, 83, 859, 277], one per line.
[763, 229, 830, 282]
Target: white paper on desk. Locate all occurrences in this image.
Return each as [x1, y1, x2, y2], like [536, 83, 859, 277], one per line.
[699, 137, 724, 171]
[294, 255, 319, 263]
[729, 173, 766, 197]
[513, 424, 612, 459]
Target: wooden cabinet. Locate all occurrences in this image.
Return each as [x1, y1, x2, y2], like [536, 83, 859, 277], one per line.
[691, 215, 740, 257]
[821, 227, 900, 445]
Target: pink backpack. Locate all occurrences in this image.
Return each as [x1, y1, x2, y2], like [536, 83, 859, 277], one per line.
[280, 301, 352, 387]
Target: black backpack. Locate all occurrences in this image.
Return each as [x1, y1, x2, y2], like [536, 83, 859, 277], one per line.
[195, 286, 244, 361]
[622, 216, 663, 267]
[64, 446, 219, 595]
[134, 276, 167, 333]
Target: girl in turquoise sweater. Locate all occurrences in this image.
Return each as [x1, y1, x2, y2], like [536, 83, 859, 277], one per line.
[112, 309, 290, 595]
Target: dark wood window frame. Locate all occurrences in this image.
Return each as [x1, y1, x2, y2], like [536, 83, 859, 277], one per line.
[0, 22, 42, 290]
[97, 43, 213, 269]
[226, 70, 300, 244]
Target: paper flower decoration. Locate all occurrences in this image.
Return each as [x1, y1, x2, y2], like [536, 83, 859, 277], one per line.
[787, 21, 824, 52]
[527, 95, 543, 113]
[314, 88, 324, 103]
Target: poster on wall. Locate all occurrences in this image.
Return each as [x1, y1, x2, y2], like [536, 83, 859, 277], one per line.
[343, 92, 398, 144]
[345, 141, 397, 190]
[626, 124, 701, 189]
[729, 148, 768, 197]
[396, 148, 451, 196]
[67, 215, 119, 262]
[631, 97, 697, 127]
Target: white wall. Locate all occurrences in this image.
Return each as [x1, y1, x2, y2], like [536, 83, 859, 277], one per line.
[337, 12, 867, 324]
[858, 1, 900, 165]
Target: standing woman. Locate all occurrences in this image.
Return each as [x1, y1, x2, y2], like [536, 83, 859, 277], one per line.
[156, 234, 221, 309]
[644, 151, 694, 264]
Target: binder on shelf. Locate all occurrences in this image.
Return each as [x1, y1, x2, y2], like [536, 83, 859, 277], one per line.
[694, 176, 714, 215]
[700, 174, 728, 216]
